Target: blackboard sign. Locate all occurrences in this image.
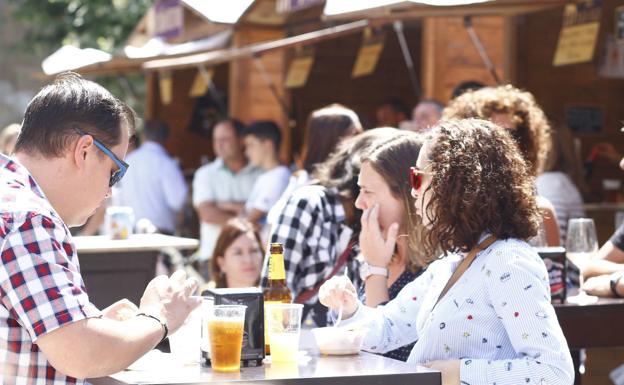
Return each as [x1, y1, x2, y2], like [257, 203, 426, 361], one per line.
[565, 105, 604, 133]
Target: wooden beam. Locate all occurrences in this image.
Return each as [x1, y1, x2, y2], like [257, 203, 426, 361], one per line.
[142, 19, 373, 71]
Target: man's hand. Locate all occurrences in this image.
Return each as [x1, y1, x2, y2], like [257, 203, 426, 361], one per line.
[101, 298, 138, 321]
[139, 270, 202, 334]
[423, 360, 460, 385]
[583, 274, 614, 297]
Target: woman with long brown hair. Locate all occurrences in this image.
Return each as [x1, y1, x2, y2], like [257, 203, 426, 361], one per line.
[210, 218, 264, 288]
[355, 133, 427, 361]
[319, 119, 573, 385]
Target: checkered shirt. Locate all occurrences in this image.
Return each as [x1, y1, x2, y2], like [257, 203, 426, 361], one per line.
[0, 155, 101, 384]
[263, 185, 362, 307]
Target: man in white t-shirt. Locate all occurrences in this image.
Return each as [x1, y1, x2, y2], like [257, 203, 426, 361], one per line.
[192, 119, 262, 260]
[117, 120, 187, 234]
[243, 121, 291, 234]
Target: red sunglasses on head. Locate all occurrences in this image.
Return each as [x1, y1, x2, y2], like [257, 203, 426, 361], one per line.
[410, 166, 426, 190]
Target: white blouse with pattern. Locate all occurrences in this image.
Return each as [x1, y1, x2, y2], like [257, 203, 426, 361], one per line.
[342, 237, 574, 385]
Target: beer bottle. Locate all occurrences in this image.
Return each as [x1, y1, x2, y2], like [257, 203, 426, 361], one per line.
[263, 242, 292, 355]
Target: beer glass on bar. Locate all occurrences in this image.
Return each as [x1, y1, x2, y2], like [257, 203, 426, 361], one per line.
[266, 303, 303, 362]
[207, 305, 247, 372]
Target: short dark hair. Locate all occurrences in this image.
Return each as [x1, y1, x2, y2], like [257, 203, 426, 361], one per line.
[15, 72, 136, 157]
[450, 80, 485, 99]
[143, 120, 169, 143]
[216, 118, 245, 137]
[244, 120, 282, 153]
[380, 98, 410, 118]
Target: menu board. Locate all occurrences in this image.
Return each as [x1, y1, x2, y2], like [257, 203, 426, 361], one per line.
[565, 105, 604, 133]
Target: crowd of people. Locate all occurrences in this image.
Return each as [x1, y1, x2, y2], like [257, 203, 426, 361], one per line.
[1, 71, 624, 385]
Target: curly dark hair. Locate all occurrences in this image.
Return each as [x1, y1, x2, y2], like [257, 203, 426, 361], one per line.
[421, 119, 540, 257]
[442, 85, 552, 176]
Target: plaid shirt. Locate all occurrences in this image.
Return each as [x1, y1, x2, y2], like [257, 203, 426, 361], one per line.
[263, 185, 362, 326]
[0, 155, 101, 384]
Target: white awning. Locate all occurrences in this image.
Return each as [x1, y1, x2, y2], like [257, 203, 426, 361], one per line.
[182, 0, 254, 24]
[124, 29, 232, 59]
[323, 0, 565, 19]
[42, 46, 112, 76]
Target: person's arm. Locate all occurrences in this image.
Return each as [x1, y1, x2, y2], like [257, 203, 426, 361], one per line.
[536, 196, 561, 247]
[192, 167, 236, 226]
[36, 272, 200, 379]
[458, 246, 574, 385]
[583, 223, 624, 279]
[195, 202, 237, 225]
[320, 264, 434, 354]
[245, 208, 267, 227]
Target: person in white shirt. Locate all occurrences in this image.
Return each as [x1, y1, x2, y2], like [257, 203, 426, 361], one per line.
[319, 119, 573, 385]
[193, 119, 262, 260]
[116, 120, 187, 234]
[243, 120, 290, 232]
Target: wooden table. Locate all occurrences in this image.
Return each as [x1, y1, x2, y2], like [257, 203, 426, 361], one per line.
[554, 297, 624, 385]
[75, 234, 199, 309]
[89, 349, 440, 385]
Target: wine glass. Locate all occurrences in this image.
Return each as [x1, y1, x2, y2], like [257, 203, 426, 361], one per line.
[565, 218, 599, 305]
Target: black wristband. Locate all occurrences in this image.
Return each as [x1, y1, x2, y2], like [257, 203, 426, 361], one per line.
[609, 272, 624, 298]
[136, 313, 168, 343]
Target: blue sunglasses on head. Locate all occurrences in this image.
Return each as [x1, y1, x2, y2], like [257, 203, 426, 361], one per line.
[75, 128, 129, 187]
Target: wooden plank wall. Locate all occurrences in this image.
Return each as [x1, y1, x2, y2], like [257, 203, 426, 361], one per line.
[289, 22, 422, 156]
[229, 26, 291, 163]
[421, 15, 514, 102]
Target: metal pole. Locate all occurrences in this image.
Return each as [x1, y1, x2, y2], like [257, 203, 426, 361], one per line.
[393, 20, 421, 99]
[463, 16, 502, 84]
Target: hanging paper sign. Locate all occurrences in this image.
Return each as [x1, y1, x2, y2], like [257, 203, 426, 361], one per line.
[189, 68, 213, 97]
[276, 0, 324, 13]
[153, 0, 184, 39]
[553, 1, 602, 66]
[285, 48, 315, 88]
[352, 28, 385, 78]
[159, 71, 173, 105]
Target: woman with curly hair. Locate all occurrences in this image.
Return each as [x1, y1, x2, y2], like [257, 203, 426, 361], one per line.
[443, 85, 560, 246]
[319, 119, 573, 385]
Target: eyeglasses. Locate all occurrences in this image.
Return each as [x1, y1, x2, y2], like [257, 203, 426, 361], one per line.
[75, 128, 129, 187]
[410, 166, 428, 190]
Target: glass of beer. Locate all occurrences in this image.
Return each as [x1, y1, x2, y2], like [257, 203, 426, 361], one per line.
[266, 303, 303, 362]
[207, 305, 247, 372]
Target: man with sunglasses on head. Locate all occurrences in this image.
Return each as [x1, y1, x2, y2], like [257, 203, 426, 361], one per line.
[0, 72, 200, 384]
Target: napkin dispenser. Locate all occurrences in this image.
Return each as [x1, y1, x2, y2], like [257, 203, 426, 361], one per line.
[201, 287, 265, 366]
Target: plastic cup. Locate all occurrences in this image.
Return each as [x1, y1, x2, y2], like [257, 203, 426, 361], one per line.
[207, 305, 247, 372]
[168, 307, 201, 365]
[266, 303, 303, 363]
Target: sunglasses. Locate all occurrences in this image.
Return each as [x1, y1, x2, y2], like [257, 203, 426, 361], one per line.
[410, 166, 427, 190]
[75, 128, 129, 187]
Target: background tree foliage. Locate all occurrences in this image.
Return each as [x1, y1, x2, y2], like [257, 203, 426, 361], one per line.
[5, 0, 156, 115]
